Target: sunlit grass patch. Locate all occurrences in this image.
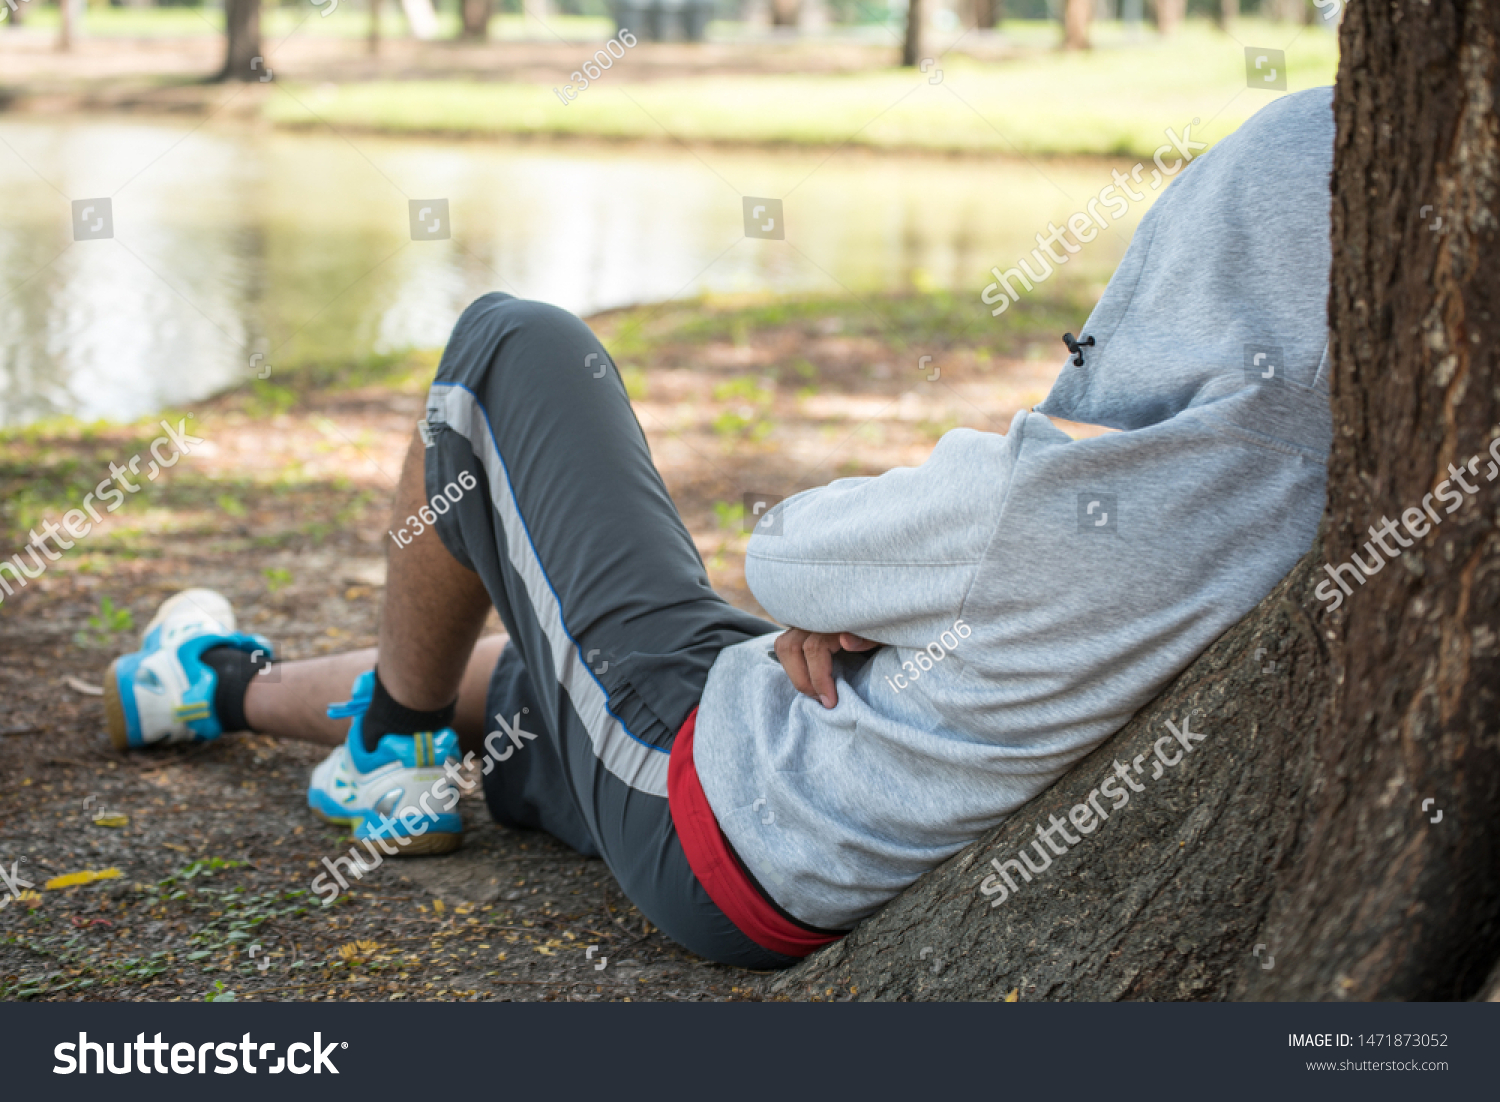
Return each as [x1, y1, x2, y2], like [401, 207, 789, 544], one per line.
[264, 21, 1338, 158]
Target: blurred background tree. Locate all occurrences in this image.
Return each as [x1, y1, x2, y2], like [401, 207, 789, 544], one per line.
[219, 0, 262, 80]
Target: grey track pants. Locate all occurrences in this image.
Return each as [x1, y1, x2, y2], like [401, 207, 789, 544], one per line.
[422, 293, 797, 969]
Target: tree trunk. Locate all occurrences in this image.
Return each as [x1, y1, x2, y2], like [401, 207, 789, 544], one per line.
[460, 0, 491, 40]
[763, 0, 1500, 1003]
[58, 0, 74, 51]
[219, 0, 263, 82]
[368, 0, 381, 56]
[771, 0, 799, 27]
[975, 0, 1004, 29]
[901, 0, 923, 66]
[1242, 0, 1500, 1003]
[1215, 0, 1236, 30]
[1150, 0, 1184, 36]
[1062, 0, 1091, 49]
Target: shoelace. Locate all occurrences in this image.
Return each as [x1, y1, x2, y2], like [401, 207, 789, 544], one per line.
[326, 677, 373, 721]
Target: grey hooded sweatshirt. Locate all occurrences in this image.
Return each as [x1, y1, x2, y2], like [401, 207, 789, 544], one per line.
[694, 88, 1336, 931]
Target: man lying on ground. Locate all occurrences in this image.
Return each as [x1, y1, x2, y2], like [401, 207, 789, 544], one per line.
[102, 89, 1336, 969]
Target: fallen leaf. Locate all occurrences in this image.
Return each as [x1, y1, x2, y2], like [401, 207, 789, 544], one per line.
[432, 899, 445, 914]
[92, 813, 129, 828]
[44, 868, 122, 890]
[64, 677, 104, 696]
[1005, 988, 1019, 1002]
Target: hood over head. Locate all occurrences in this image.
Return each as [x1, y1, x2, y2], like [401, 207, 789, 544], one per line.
[1036, 87, 1335, 456]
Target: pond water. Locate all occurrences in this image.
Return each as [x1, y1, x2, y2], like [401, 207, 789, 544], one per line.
[0, 118, 1143, 426]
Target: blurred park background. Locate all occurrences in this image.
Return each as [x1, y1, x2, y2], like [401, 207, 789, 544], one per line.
[0, 0, 1342, 1002]
[1, 0, 1340, 426]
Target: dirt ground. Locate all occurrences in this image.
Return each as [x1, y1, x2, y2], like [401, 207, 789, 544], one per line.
[0, 288, 1096, 1002]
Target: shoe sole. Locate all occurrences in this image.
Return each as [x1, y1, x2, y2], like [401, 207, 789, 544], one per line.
[310, 806, 462, 856]
[103, 657, 130, 751]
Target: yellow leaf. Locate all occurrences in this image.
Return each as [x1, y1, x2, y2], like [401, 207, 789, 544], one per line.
[44, 868, 122, 890]
[1005, 988, 1019, 1002]
[337, 939, 380, 963]
[92, 813, 130, 828]
[433, 899, 445, 914]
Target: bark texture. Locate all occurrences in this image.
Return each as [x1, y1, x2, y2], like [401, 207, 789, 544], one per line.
[1243, 0, 1500, 1002]
[766, 0, 1500, 1003]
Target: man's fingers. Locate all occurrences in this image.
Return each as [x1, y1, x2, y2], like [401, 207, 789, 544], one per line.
[802, 634, 838, 709]
[775, 630, 816, 698]
[839, 633, 879, 652]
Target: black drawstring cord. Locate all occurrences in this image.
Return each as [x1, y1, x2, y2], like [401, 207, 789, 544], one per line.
[1062, 332, 1095, 366]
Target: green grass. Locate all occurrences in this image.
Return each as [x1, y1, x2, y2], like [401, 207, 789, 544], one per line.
[265, 19, 1338, 157]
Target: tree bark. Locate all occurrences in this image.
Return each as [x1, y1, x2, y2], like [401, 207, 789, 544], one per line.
[460, 0, 491, 40]
[901, 0, 923, 67]
[1241, 0, 1500, 1003]
[1062, 0, 1091, 49]
[219, 0, 263, 82]
[763, 0, 1500, 1003]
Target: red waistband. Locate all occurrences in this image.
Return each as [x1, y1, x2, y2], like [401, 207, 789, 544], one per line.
[668, 708, 842, 959]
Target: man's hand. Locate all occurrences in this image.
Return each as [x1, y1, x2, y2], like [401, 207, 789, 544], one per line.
[774, 629, 880, 709]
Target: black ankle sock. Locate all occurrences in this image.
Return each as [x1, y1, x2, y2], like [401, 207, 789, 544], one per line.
[362, 667, 456, 752]
[203, 645, 269, 734]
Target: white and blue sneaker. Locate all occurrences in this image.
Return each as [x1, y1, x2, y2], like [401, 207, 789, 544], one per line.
[104, 589, 275, 751]
[308, 670, 464, 856]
